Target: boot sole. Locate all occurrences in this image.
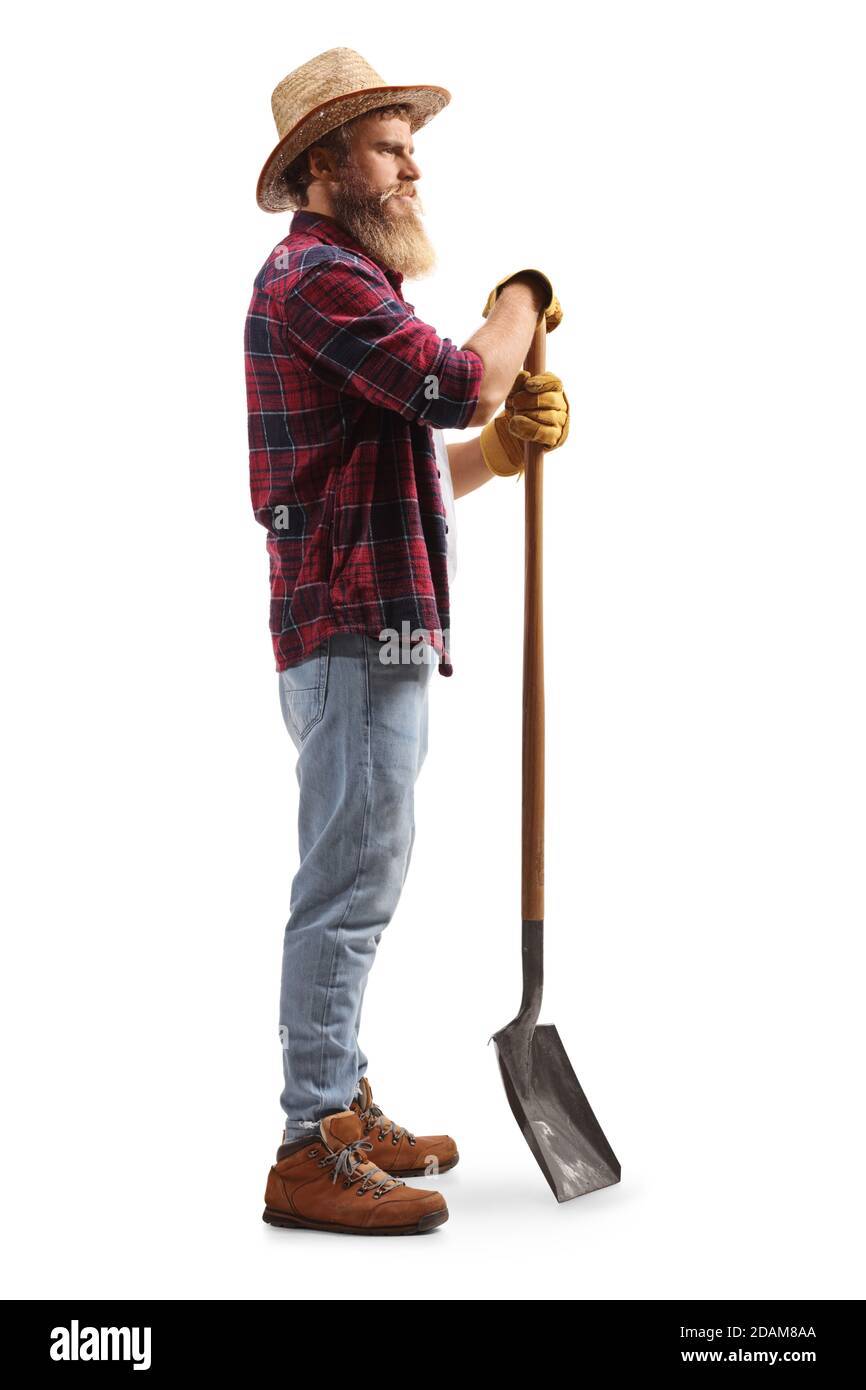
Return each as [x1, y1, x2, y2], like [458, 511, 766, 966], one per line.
[262, 1204, 448, 1236]
[383, 1153, 460, 1178]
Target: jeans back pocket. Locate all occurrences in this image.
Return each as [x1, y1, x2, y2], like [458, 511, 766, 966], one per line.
[278, 642, 330, 743]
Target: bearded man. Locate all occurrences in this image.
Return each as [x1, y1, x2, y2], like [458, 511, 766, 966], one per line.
[245, 48, 570, 1236]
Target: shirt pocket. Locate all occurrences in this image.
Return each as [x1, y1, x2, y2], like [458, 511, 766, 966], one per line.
[278, 642, 330, 743]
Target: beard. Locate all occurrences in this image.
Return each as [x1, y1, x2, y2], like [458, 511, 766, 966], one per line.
[330, 164, 437, 279]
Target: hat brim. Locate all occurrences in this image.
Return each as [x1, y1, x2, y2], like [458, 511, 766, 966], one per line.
[256, 83, 451, 212]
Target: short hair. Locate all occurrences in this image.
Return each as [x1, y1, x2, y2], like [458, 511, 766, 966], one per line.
[279, 103, 413, 209]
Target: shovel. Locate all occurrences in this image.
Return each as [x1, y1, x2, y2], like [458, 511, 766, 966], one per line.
[490, 316, 621, 1202]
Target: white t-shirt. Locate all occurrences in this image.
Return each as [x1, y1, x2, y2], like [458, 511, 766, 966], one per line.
[431, 427, 457, 585]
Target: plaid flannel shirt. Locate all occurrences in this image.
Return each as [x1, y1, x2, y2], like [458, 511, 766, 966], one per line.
[244, 209, 484, 676]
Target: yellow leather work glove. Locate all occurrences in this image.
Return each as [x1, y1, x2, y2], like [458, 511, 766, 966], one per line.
[481, 269, 563, 333]
[479, 370, 570, 479]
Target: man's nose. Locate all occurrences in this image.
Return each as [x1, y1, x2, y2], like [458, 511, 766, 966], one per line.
[401, 155, 422, 182]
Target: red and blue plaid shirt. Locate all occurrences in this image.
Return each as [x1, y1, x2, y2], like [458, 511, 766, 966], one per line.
[244, 209, 484, 676]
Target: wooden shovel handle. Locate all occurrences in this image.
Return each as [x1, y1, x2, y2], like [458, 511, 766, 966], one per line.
[522, 316, 546, 921]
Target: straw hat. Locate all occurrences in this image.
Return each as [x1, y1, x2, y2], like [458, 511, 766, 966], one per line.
[256, 47, 451, 212]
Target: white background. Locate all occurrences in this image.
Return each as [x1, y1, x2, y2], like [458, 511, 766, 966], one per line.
[2, 0, 864, 1301]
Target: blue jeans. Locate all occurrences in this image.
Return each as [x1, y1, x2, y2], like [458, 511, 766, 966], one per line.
[277, 633, 434, 1141]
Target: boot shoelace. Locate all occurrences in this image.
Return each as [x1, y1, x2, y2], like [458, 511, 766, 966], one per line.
[357, 1100, 416, 1147]
[315, 1138, 405, 1198]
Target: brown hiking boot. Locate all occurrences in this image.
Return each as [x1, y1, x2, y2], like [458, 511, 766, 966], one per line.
[350, 1077, 459, 1178]
[262, 1109, 448, 1236]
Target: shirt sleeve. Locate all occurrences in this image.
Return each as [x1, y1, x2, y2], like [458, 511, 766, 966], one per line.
[278, 251, 484, 430]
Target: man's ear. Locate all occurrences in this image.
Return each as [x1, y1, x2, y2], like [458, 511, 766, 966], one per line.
[306, 145, 336, 183]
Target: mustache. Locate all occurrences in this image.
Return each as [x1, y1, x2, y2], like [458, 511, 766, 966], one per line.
[380, 185, 418, 204]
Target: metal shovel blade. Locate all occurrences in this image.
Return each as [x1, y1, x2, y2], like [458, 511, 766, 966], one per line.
[491, 925, 621, 1203]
